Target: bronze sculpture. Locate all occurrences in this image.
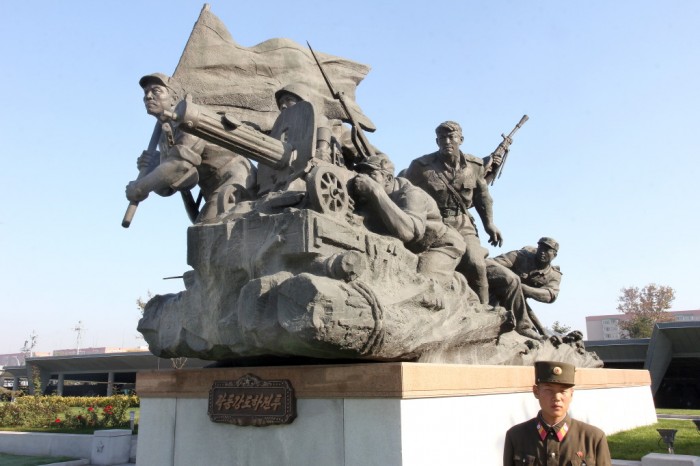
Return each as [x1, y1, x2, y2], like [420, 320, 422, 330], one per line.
[127, 5, 601, 368]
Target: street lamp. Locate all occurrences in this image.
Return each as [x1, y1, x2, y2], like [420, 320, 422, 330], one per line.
[657, 429, 677, 454]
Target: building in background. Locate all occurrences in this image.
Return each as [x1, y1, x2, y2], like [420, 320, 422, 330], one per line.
[0, 346, 209, 396]
[586, 309, 700, 340]
[585, 320, 700, 409]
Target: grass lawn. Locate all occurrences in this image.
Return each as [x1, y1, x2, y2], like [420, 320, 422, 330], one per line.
[656, 408, 700, 416]
[607, 418, 700, 460]
[0, 453, 80, 466]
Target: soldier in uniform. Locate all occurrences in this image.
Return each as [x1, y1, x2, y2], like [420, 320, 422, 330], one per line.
[486, 237, 562, 339]
[125, 73, 256, 223]
[274, 82, 382, 170]
[503, 361, 611, 466]
[352, 154, 467, 286]
[256, 82, 352, 196]
[404, 121, 503, 304]
[274, 82, 343, 165]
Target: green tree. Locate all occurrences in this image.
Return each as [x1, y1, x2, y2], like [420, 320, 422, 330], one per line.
[616, 283, 675, 338]
[136, 291, 153, 316]
[551, 321, 571, 336]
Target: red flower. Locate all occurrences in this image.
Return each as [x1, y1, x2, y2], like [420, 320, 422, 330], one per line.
[77, 415, 83, 420]
[54, 418, 61, 423]
[88, 407, 94, 412]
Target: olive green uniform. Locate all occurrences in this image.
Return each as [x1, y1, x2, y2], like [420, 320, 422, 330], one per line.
[504, 413, 611, 466]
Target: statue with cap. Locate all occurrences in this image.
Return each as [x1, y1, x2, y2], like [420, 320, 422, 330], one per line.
[404, 120, 503, 305]
[503, 360, 611, 466]
[125, 73, 256, 224]
[486, 237, 562, 340]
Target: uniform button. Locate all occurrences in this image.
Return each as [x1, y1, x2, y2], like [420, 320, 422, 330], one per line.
[550, 452, 556, 458]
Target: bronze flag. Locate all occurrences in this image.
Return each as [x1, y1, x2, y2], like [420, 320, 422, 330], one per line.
[172, 4, 376, 134]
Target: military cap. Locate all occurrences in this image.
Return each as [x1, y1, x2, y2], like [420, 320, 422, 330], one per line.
[139, 73, 181, 97]
[535, 361, 575, 386]
[355, 153, 395, 175]
[140, 73, 172, 89]
[538, 237, 559, 252]
[435, 121, 462, 135]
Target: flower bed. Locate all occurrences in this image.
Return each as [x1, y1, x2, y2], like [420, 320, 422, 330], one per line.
[0, 394, 139, 432]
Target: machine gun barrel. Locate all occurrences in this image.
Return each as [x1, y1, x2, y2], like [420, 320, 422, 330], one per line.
[167, 98, 294, 170]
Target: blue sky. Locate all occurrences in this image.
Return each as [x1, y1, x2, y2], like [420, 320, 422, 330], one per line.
[1, 1, 698, 354]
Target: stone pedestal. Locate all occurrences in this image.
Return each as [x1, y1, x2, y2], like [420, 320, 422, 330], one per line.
[135, 363, 656, 466]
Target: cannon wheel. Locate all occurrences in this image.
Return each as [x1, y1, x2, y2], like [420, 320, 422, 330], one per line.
[307, 166, 350, 216]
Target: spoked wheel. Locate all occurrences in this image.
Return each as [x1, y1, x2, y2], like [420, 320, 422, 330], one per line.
[307, 166, 350, 216]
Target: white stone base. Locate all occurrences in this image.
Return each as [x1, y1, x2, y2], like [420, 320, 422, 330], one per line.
[0, 430, 137, 464]
[0, 432, 92, 458]
[642, 453, 700, 466]
[91, 429, 132, 465]
[135, 363, 657, 466]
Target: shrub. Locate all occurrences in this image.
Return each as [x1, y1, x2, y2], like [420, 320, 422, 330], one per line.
[0, 402, 22, 426]
[60, 394, 139, 409]
[0, 387, 13, 402]
[0, 394, 140, 430]
[14, 395, 69, 428]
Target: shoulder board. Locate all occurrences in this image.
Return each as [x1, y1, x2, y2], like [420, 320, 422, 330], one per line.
[413, 152, 438, 166]
[463, 153, 484, 166]
[552, 265, 562, 275]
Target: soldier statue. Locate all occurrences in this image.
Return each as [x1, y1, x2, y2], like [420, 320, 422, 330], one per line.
[352, 153, 467, 286]
[125, 73, 256, 223]
[404, 121, 503, 304]
[486, 237, 562, 339]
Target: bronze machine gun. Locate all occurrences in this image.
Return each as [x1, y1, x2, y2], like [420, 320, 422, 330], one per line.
[150, 43, 377, 220]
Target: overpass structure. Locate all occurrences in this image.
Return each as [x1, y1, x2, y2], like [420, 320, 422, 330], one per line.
[1, 351, 209, 396]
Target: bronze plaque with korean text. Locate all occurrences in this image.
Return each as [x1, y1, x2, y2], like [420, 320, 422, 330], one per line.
[207, 374, 296, 426]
